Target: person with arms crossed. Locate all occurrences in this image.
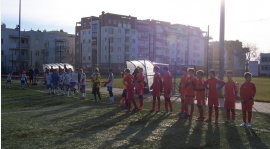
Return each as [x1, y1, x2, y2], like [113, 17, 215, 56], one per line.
[178, 67, 189, 117]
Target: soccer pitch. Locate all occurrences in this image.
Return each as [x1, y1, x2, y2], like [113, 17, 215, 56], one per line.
[1, 82, 270, 149]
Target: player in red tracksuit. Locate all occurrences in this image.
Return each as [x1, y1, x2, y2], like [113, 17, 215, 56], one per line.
[178, 67, 188, 117]
[224, 70, 238, 126]
[194, 70, 206, 121]
[184, 68, 197, 119]
[123, 69, 138, 113]
[163, 66, 173, 113]
[136, 67, 145, 109]
[204, 70, 225, 124]
[240, 72, 256, 128]
[150, 66, 162, 112]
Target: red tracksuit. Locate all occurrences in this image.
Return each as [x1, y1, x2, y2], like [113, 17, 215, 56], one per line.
[123, 74, 138, 111]
[163, 71, 173, 111]
[240, 81, 256, 123]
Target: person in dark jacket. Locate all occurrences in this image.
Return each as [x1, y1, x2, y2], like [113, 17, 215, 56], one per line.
[34, 66, 40, 83]
[29, 67, 34, 84]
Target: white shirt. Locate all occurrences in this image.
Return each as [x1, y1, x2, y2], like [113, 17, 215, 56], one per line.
[107, 73, 114, 87]
[45, 73, 51, 85]
[21, 74, 26, 81]
[65, 73, 71, 84]
[70, 71, 78, 83]
[7, 73, 12, 80]
[80, 73, 86, 85]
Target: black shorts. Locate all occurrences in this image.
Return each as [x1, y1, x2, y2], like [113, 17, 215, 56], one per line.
[93, 87, 100, 94]
[122, 89, 126, 97]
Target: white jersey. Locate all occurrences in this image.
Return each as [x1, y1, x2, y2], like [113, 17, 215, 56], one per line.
[21, 74, 26, 81]
[45, 73, 51, 85]
[80, 73, 86, 85]
[107, 73, 114, 87]
[65, 73, 72, 84]
[59, 72, 65, 84]
[7, 73, 12, 80]
[70, 71, 78, 83]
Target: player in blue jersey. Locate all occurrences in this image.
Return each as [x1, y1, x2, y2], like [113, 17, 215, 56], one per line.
[51, 69, 60, 94]
[5, 71, 13, 88]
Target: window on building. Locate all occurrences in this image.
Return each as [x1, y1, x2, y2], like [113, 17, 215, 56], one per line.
[35, 39, 39, 46]
[89, 39, 91, 43]
[89, 22, 91, 27]
[92, 33, 97, 37]
[110, 46, 114, 52]
[109, 28, 114, 34]
[109, 37, 114, 43]
[89, 30, 91, 34]
[114, 20, 117, 24]
[108, 19, 111, 24]
[92, 24, 97, 33]
[83, 22, 86, 27]
[88, 56, 91, 60]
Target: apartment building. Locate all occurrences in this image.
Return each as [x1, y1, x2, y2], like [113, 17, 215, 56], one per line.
[75, 12, 206, 74]
[209, 40, 246, 76]
[1, 23, 75, 73]
[260, 53, 270, 76]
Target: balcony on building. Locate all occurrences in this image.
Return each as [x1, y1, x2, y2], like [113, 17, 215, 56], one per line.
[138, 35, 149, 40]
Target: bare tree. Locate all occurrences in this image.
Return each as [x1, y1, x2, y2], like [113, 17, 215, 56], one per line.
[244, 42, 261, 61]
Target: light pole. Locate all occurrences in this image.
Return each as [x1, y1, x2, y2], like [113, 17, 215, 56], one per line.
[108, 38, 111, 69]
[219, 0, 225, 79]
[206, 25, 210, 79]
[18, 0, 22, 69]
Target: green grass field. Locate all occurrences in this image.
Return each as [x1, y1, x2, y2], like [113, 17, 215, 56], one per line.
[90, 76, 270, 102]
[1, 81, 270, 149]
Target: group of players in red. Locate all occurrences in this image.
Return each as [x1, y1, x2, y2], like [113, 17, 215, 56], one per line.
[119, 65, 256, 128]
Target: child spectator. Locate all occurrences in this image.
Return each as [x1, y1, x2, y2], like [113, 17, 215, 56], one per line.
[240, 72, 256, 128]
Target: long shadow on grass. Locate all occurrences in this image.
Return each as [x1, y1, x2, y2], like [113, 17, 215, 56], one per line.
[186, 122, 204, 147]
[99, 112, 170, 149]
[203, 123, 220, 148]
[160, 118, 192, 148]
[53, 107, 131, 145]
[245, 128, 269, 149]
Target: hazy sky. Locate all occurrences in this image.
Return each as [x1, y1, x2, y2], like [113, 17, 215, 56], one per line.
[1, 0, 270, 52]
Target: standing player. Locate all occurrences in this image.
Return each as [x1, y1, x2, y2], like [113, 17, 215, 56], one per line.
[194, 70, 206, 121]
[204, 70, 225, 124]
[51, 69, 60, 94]
[44, 69, 52, 94]
[150, 66, 162, 112]
[123, 68, 138, 112]
[163, 66, 173, 113]
[224, 70, 238, 126]
[104, 68, 114, 104]
[178, 67, 188, 117]
[59, 69, 65, 95]
[64, 69, 72, 96]
[20, 71, 27, 89]
[184, 68, 197, 119]
[240, 72, 256, 128]
[92, 68, 102, 102]
[5, 71, 13, 88]
[78, 68, 86, 99]
[136, 67, 145, 109]
[70, 68, 78, 97]
[120, 69, 127, 107]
